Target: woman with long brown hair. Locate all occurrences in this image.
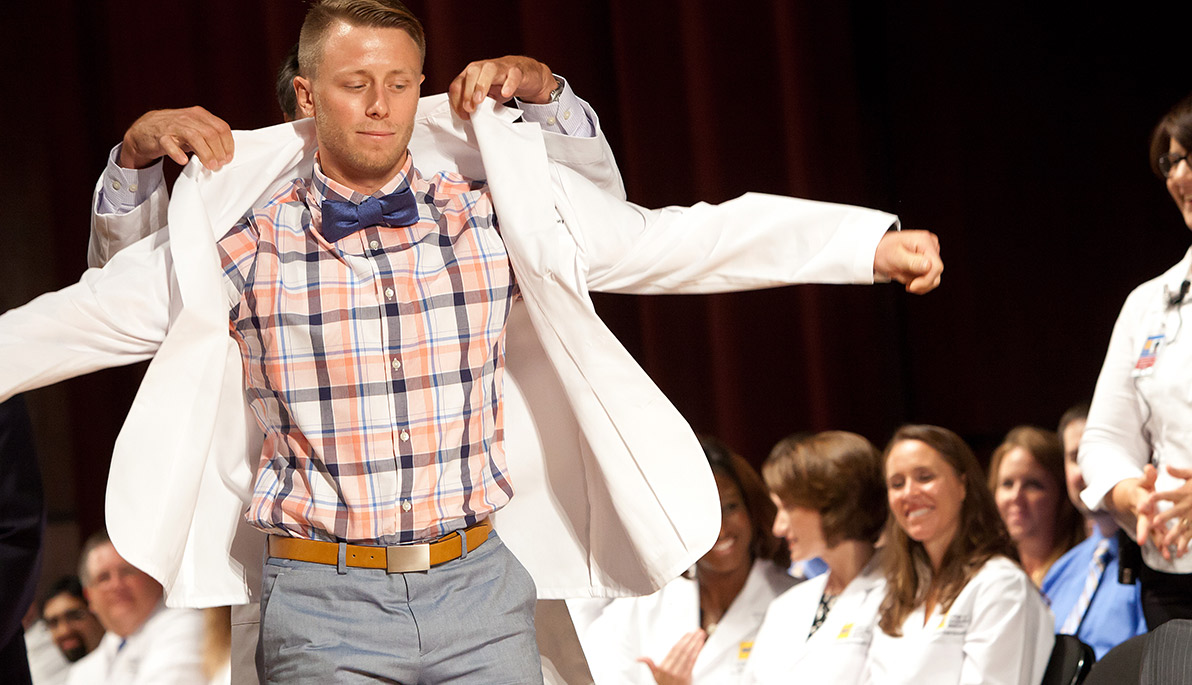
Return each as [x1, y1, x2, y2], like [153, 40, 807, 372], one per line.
[988, 426, 1086, 586]
[865, 425, 1052, 685]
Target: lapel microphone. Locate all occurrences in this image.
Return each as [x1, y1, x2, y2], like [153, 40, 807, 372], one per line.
[1166, 279, 1191, 307]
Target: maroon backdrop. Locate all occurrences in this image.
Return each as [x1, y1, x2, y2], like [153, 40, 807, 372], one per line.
[1, 1, 1190, 544]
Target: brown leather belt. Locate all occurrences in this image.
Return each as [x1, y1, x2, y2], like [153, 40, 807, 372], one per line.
[268, 520, 492, 573]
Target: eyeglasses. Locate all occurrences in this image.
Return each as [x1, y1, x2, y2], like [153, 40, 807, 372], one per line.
[1158, 151, 1190, 178]
[44, 608, 91, 629]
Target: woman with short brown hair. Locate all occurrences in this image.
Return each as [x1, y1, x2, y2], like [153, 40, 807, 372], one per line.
[743, 431, 886, 684]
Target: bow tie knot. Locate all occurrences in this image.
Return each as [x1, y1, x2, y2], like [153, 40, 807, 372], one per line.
[320, 184, 420, 243]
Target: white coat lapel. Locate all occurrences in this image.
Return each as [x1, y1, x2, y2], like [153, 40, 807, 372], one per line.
[106, 121, 314, 591]
[469, 100, 720, 594]
[695, 562, 773, 678]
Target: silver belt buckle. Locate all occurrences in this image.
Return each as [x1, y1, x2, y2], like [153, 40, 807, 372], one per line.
[386, 543, 431, 573]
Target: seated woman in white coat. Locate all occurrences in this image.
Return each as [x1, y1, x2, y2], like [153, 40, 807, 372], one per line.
[743, 431, 888, 684]
[867, 425, 1054, 685]
[579, 438, 796, 684]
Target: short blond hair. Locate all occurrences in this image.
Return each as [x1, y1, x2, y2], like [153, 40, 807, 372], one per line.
[298, 0, 426, 79]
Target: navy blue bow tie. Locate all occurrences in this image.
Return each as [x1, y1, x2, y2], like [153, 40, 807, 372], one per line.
[319, 185, 420, 243]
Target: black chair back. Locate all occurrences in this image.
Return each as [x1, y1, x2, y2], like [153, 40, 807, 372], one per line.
[1042, 634, 1096, 685]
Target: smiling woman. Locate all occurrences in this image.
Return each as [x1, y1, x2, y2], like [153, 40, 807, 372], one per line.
[865, 425, 1054, 685]
[988, 426, 1086, 586]
[1079, 92, 1192, 630]
[578, 438, 795, 685]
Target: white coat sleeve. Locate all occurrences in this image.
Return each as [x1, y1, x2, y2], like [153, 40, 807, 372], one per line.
[1079, 285, 1154, 511]
[958, 570, 1054, 685]
[550, 163, 893, 295]
[87, 154, 169, 268]
[0, 230, 172, 403]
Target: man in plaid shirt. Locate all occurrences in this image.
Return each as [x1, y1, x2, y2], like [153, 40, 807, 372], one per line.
[0, 0, 943, 682]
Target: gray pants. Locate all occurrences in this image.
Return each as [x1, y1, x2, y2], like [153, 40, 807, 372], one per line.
[257, 530, 543, 684]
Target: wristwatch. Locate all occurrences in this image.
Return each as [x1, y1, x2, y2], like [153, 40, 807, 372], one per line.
[548, 75, 564, 103]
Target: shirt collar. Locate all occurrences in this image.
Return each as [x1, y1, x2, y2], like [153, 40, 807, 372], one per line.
[309, 152, 417, 210]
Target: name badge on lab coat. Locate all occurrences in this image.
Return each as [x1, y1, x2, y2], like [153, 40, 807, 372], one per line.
[1134, 334, 1164, 377]
[938, 612, 971, 637]
[835, 622, 873, 644]
[737, 642, 753, 662]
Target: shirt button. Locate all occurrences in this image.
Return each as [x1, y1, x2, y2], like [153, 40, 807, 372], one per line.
[401, 500, 412, 512]
[391, 357, 401, 370]
[546, 116, 557, 126]
[562, 110, 572, 121]
[385, 287, 395, 300]
[110, 180, 122, 191]
[129, 183, 139, 193]
[370, 240, 380, 251]
[400, 430, 409, 442]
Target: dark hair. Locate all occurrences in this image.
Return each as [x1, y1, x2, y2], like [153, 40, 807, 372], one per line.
[41, 575, 85, 614]
[987, 426, 1085, 571]
[1150, 92, 1192, 178]
[878, 425, 1017, 637]
[701, 437, 789, 568]
[275, 43, 300, 122]
[1057, 403, 1089, 438]
[763, 431, 887, 546]
[299, 0, 426, 80]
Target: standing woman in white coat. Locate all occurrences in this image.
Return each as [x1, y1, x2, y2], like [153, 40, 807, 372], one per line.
[1079, 92, 1192, 628]
[743, 431, 888, 684]
[867, 425, 1054, 685]
[580, 438, 796, 684]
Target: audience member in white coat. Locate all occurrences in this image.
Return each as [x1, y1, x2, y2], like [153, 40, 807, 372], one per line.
[744, 431, 888, 685]
[580, 439, 796, 684]
[867, 425, 1053, 685]
[67, 531, 205, 685]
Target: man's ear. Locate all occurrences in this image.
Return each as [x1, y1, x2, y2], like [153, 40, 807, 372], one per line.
[294, 75, 316, 119]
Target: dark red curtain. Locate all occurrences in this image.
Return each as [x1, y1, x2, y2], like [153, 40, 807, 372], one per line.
[1, 0, 1190, 538]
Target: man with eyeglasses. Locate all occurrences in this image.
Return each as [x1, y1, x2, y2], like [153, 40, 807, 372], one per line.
[66, 532, 205, 685]
[41, 577, 105, 668]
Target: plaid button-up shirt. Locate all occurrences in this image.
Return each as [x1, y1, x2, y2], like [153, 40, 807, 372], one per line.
[218, 155, 517, 544]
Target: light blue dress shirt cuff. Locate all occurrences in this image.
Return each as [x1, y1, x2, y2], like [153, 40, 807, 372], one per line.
[515, 76, 596, 138]
[96, 144, 165, 215]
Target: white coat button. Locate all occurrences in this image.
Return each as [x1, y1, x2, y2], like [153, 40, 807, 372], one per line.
[401, 499, 412, 512]
[400, 430, 410, 441]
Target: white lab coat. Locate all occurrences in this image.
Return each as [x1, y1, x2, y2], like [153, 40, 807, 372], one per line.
[65, 603, 205, 685]
[0, 95, 893, 612]
[1080, 247, 1192, 573]
[864, 556, 1053, 685]
[580, 560, 797, 684]
[742, 557, 884, 685]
